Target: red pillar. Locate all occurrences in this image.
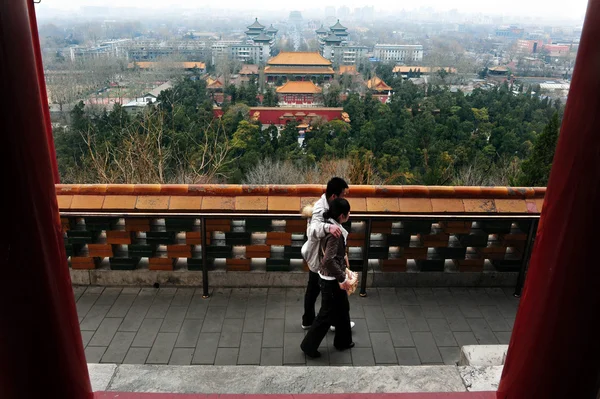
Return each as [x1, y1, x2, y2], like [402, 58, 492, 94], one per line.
[497, 1, 600, 398]
[0, 1, 92, 398]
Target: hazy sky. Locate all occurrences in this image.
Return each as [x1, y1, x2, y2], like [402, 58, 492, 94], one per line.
[36, 0, 588, 22]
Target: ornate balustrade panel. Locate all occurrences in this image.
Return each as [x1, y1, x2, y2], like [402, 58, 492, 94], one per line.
[57, 184, 544, 293]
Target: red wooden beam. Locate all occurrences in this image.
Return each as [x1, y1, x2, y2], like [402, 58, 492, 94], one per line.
[0, 1, 91, 398]
[497, 0, 600, 398]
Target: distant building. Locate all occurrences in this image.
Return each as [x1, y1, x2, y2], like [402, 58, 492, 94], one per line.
[543, 44, 571, 58]
[317, 20, 368, 67]
[123, 81, 172, 113]
[211, 19, 277, 66]
[392, 66, 456, 78]
[373, 44, 423, 63]
[275, 81, 323, 106]
[488, 66, 509, 76]
[517, 39, 546, 54]
[126, 40, 208, 62]
[495, 26, 525, 39]
[64, 39, 131, 61]
[127, 61, 206, 73]
[264, 52, 335, 83]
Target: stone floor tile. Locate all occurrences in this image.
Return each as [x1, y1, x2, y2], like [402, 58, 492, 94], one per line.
[101, 331, 135, 363]
[395, 288, 419, 305]
[453, 331, 478, 347]
[209, 289, 231, 307]
[412, 332, 442, 364]
[351, 347, 375, 366]
[284, 332, 306, 364]
[364, 305, 388, 332]
[145, 295, 173, 319]
[81, 330, 95, 347]
[440, 305, 471, 332]
[225, 298, 248, 319]
[131, 318, 163, 347]
[123, 347, 150, 364]
[85, 346, 107, 363]
[186, 296, 209, 319]
[89, 318, 123, 347]
[243, 305, 266, 333]
[395, 347, 421, 365]
[171, 288, 194, 307]
[201, 306, 226, 333]
[427, 318, 457, 347]
[175, 319, 203, 348]
[146, 332, 178, 364]
[262, 318, 284, 347]
[191, 332, 220, 364]
[76, 291, 101, 318]
[403, 305, 430, 332]
[495, 331, 513, 344]
[214, 348, 239, 365]
[238, 333, 262, 365]
[370, 332, 397, 364]
[439, 346, 461, 365]
[260, 348, 283, 365]
[106, 293, 137, 318]
[95, 287, 122, 306]
[387, 318, 414, 347]
[351, 320, 372, 347]
[480, 305, 511, 331]
[467, 318, 499, 344]
[265, 295, 286, 319]
[160, 306, 188, 333]
[80, 305, 111, 331]
[284, 306, 304, 333]
[218, 319, 243, 347]
[169, 348, 194, 365]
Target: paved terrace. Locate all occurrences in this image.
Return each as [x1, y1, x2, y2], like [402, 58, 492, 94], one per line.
[77, 286, 518, 366]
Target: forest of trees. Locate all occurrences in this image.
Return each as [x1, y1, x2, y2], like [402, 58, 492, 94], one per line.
[53, 74, 562, 186]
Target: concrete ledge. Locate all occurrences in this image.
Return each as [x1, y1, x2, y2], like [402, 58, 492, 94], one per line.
[88, 364, 117, 392]
[459, 345, 508, 366]
[97, 365, 466, 393]
[458, 366, 503, 392]
[71, 268, 515, 288]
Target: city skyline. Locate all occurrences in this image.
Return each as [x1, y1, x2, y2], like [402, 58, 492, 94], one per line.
[36, 0, 587, 23]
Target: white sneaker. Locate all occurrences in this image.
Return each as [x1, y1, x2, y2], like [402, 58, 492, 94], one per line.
[330, 321, 355, 332]
[301, 324, 311, 330]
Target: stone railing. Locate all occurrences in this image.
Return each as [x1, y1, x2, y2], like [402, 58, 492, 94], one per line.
[57, 184, 544, 295]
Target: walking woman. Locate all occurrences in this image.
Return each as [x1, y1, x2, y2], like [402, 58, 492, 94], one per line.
[301, 198, 354, 358]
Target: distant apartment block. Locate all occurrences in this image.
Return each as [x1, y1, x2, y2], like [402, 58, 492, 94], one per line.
[63, 39, 131, 61]
[495, 26, 525, 39]
[516, 39, 546, 54]
[127, 40, 208, 61]
[373, 44, 423, 63]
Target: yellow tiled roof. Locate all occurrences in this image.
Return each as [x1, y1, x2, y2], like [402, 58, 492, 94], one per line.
[267, 52, 332, 66]
[275, 81, 323, 94]
[339, 65, 358, 75]
[264, 66, 335, 75]
[128, 61, 206, 70]
[367, 76, 392, 92]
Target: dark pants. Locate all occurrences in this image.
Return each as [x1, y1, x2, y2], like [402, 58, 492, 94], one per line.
[301, 279, 352, 353]
[302, 270, 321, 326]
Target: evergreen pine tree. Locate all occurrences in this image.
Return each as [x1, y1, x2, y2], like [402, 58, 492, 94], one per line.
[519, 112, 560, 186]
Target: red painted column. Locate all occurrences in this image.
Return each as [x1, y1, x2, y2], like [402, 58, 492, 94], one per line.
[497, 1, 600, 398]
[0, 1, 92, 398]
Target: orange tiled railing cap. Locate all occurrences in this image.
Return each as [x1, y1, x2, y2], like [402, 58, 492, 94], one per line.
[55, 184, 546, 214]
